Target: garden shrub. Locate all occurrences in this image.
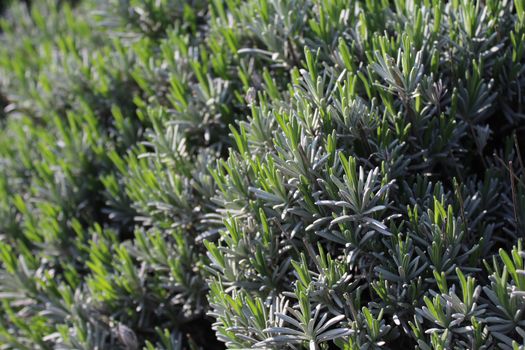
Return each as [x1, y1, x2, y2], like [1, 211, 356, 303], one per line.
[1, 0, 525, 349]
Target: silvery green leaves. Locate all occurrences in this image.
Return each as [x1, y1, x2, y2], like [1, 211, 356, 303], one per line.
[371, 45, 423, 104]
[206, 0, 525, 348]
[482, 244, 525, 349]
[308, 153, 394, 245]
[204, 214, 291, 293]
[410, 243, 525, 350]
[413, 269, 484, 341]
[291, 245, 361, 315]
[260, 302, 351, 350]
[207, 283, 352, 350]
[3, 0, 525, 349]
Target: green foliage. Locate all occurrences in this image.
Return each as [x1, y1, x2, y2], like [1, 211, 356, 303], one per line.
[1, 0, 525, 349]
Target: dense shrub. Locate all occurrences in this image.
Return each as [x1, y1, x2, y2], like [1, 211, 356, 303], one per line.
[1, 0, 525, 349]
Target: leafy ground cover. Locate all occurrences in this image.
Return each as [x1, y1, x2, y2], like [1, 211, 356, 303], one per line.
[1, 0, 525, 349]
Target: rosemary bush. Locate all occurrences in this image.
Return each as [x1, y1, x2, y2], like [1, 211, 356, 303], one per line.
[1, 0, 525, 349]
